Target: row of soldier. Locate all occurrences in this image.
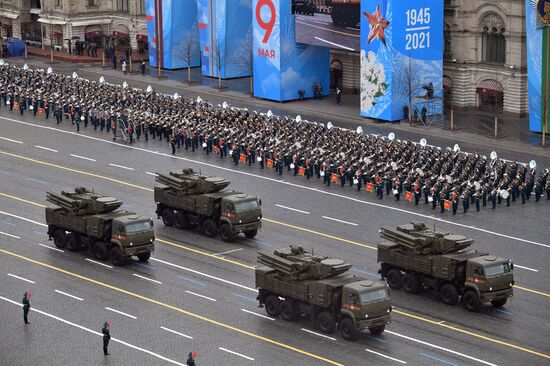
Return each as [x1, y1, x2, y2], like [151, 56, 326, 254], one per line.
[1, 63, 549, 214]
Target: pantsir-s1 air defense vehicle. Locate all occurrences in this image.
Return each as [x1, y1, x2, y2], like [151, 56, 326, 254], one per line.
[256, 246, 391, 341]
[154, 169, 262, 242]
[46, 187, 155, 266]
[378, 223, 514, 312]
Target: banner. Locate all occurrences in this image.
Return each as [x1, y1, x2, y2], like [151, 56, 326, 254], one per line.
[360, 0, 443, 121]
[197, 0, 253, 78]
[253, 0, 330, 101]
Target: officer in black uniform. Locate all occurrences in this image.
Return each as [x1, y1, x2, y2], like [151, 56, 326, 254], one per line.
[22, 292, 30, 324]
[102, 321, 111, 355]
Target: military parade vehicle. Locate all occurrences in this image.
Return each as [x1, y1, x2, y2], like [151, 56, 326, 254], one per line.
[46, 187, 155, 266]
[154, 169, 262, 242]
[292, 0, 316, 15]
[378, 223, 514, 312]
[327, 0, 360, 27]
[256, 246, 392, 341]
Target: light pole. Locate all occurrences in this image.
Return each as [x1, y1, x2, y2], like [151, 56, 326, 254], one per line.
[542, 28, 549, 147]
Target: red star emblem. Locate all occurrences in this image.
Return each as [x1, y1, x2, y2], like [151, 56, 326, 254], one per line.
[364, 5, 390, 46]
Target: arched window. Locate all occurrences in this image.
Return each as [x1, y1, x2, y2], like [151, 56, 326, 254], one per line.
[480, 14, 505, 64]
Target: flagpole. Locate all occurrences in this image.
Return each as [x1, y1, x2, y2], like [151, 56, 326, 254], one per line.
[543, 27, 549, 146]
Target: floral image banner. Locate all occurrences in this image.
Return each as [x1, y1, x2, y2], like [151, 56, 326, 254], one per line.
[360, 0, 443, 121]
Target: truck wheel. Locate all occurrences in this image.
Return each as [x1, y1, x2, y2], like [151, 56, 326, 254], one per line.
[219, 224, 235, 242]
[386, 269, 402, 290]
[264, 295, 281, 316]
[93, 241, 108, 261]
[440, 284, 458, 305]
[463, 290, 481, 312]
[174, 212, 191, 229]
[110, 246, 126, 266]
[66, 233, 81, 252]
[202, 219, 217, 238]
[53, 229, 67, 249]
[137, 252, 151, 262]
[339, 317, 359, 341]
[491, 299, 507, 308]
[162, 208, 175, 227]
[369, 325, 385, 335]
[280, 300, 298, 321]
[402, 272, 420, 294]
[316, 311, 336, 334]
[244, 229, 258, 239]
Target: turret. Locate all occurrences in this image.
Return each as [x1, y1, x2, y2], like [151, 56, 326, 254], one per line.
[257, 246, 352, 280]
[46, 187, 123, 215]
[380, 222, 474, 255]
[155, 168, 230, 195]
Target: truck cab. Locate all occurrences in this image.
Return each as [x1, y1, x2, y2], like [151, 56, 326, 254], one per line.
[219, 194, 262, 240]
[111, 215, 155, 260]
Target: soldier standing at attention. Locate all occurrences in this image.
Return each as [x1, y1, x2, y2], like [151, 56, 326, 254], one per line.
[22, 291, 31, 324]
[186, 352, 196, 366]
[170, 134, 176, 155]
[102, 321, 111, 355]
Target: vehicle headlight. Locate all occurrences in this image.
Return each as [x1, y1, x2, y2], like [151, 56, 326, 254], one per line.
[365, 314, 368, 318]
[130, 242, 133, 246]
[509, 283, 513, 287]
[489, 287, 492, 291]
[387, 309, 390, 313]
[258, 216, 261, 220]
[150, 238, 153, 242]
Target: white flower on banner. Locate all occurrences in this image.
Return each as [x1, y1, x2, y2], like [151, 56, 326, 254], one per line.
[360, 50, 388, 112]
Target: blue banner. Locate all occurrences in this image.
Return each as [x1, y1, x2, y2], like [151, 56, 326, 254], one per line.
[360, 0, 443, 121]
[253, 0, 329, 101]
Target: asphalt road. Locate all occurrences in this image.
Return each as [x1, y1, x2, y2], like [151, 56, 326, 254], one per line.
[0, 103, 549, 365]
[295, 13, 361, 51]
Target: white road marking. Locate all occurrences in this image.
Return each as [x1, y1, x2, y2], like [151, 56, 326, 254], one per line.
[322, 216, 358, 226]
[7, 273, 35, 284]
[313, 36, 356, 51]
[218, 347, 255, 361]
[241, 308, 275, 321]
[0, 230, 20, 239]
[0, 296, 184, 365]
[365, 348, 407, 364]
[151, 257, 257, 293]
[301, 328, 337, 341]
[38, 243, 64, 252]
[4, 117, 547, 249]
[109, 163, 134, 171]
[385, 330, 497, 366]
[0, 136, 23, 144]
[185, 290, 216, 302]
[54, 289, 84, 301]
[105, 306, 137, 319]
[275, 204, 310, 214]
[69, 153, 96, 162]
[145, 171, 158, 177]
[0, 211, 47, 227]
[514, 264, 539, 272]
[406, 26, 430, 32]
[35, 145, 58, 152]
[85, 258, 113, 268]
[346, 27, 360, 31]
[132, 273, 162, 284]
[160, 326, 194, 339]
[212, 248, 244, 256]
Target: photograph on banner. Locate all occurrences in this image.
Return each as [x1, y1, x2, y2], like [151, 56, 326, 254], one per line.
[359, 0, 443, 121]
[292, 0, 360, 51]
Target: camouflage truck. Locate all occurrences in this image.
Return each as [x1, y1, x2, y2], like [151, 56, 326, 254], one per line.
[154, 169, 262, 242]
[378, 223, 514, 312]
[292, 0, 316, 15]
[256, 246, 391, 341]
[46, 187, 155, 266]
[327, 0, 360, 27]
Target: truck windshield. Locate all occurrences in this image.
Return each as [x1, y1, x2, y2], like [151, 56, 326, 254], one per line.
[484, 262, 511, 277]
[234, 200, 259, 212]
[359, 289, 388, 303]
[125, 221, 151, 234]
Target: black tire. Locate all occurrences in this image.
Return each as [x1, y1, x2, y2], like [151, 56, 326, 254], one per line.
[339, 317, 359, 341]
[402, 272, 420, 294]
[202, 218, 217, 238]
[264, 294, 281, 317]
[162, 208, 175, 227]
[386, 269, 402, 290]
[174, 212, 190, 229]
[316, 310, 336, 334]
[463, 290, 481, 312]
[110, 246, 125, 266]
[440, 283, 459, 305]
[219, 223, 235, 242]
[53, 229, 67, 249]
[137, 252, 151, 262]
[244, 229, 258, 239]
[66, 232, 81, 252]
[491, 298, 507, 308]
[369, 325, 385, 335]
[93, 241, 108, 261]
[280, 300, 298, 321]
